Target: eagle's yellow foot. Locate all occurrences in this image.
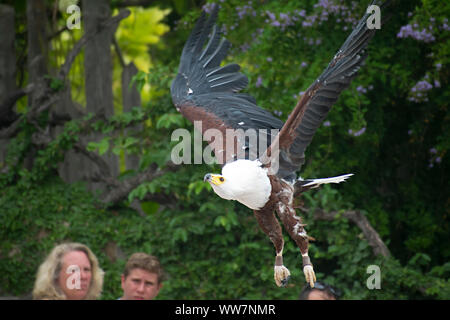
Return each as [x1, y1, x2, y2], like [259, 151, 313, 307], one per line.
[303, 265, 316, 288]
[274, 265, 291, 287]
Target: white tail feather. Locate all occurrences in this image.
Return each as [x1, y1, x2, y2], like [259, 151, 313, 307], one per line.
[301, 173, 354, 188]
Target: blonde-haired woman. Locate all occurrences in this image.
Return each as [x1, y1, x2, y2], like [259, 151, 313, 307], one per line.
[33, 242, 104, 300]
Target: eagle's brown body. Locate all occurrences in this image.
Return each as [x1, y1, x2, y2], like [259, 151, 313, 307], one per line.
[254, 176, 312, 286]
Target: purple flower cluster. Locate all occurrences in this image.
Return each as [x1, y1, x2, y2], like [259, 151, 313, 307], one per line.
[255, 76, 263, 88]
[356, 84, 374, 95]
[273, 110, 283, 117]
[240, 42, 251, 52]
[293, 91, 306, 99]
[315, 0, 357, 13]
[236, 3, 256, 20]
[323, 120, 331, 127]
[397, 23, 435, 42]
[357, 85, 367, 94]
[313, 0, 358, 28]
[256, 0, 361, 48]
[263, 0, 358, 31]
[315, 0, 333, 9]
[201, 3, 220, 14]
[348, 127, 366, 137]
[302, 15, 317, 28]
[414, 80, 433, 91]
[265, 10, 296, 30]
[440, 18, 450, 31]
[428, 147, 442, 168]
[408, 77, 438, 103]
[303, 36, 322, 45]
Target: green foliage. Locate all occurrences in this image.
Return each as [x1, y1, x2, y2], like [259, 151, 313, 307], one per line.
[1, 0, 449, 300]
[44, 75, 65, 92]
[115, 6, 171, 71]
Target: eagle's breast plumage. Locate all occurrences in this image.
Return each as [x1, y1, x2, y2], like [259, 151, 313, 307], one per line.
[212, 159, 272, 210]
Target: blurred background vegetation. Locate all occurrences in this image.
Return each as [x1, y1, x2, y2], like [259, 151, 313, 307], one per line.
[0, 0, 448, 299]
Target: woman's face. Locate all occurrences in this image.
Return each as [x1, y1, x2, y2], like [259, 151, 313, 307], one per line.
[58, 250, 92, 300]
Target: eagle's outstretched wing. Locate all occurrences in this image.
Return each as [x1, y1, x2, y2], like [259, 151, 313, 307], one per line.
[171, 6, 283, 165]
[264, 1, 390, 179]
[172, 2, 387, 175]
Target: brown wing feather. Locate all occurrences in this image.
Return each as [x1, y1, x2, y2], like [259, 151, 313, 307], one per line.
[171, 6, 284, 165]
[179, 103, 236, 165]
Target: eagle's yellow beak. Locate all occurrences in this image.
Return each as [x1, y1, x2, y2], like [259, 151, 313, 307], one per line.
[204, 173, 225, 185]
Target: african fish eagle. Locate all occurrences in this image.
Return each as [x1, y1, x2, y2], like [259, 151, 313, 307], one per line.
[171, 2, 386, 288]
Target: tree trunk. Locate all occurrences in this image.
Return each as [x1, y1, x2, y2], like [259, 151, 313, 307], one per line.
[82, 0, 118, 190]
[55, 80, 88, 184]
[0, 5, 16, 165]
[121, 62, 143, 214]
[122, 62, 142, 171]
[83, 0, 114, 118]
[0, 4, 16, 109]
[26, 0, 48, 107]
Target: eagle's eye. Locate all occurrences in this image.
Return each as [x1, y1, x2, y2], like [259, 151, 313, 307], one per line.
[207, 174, 225, 186]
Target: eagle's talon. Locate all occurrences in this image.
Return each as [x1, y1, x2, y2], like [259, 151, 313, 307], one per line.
[274, 265, 291, 287]
[303, 265, 316, 288]
[281, 275, 291, 287]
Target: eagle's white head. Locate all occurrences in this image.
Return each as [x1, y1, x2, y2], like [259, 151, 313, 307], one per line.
[204, 159, 272, 210]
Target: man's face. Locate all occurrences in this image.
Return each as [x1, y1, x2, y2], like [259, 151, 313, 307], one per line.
[121, 268, 162, 300]
[58, 250, 92, 300]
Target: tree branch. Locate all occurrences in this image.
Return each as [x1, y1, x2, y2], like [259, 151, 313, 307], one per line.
[72, 141, 114, 180]
[58, 9, 131, 80]
[47, 25, 68, 40]
[0, 9, 131, 139]
[0, 84, 34, 132]
[313, 208, 391, 258]
[113, 36, 126, 68]
[0, 116, 22, 139]
[100, 161, 180, 204]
